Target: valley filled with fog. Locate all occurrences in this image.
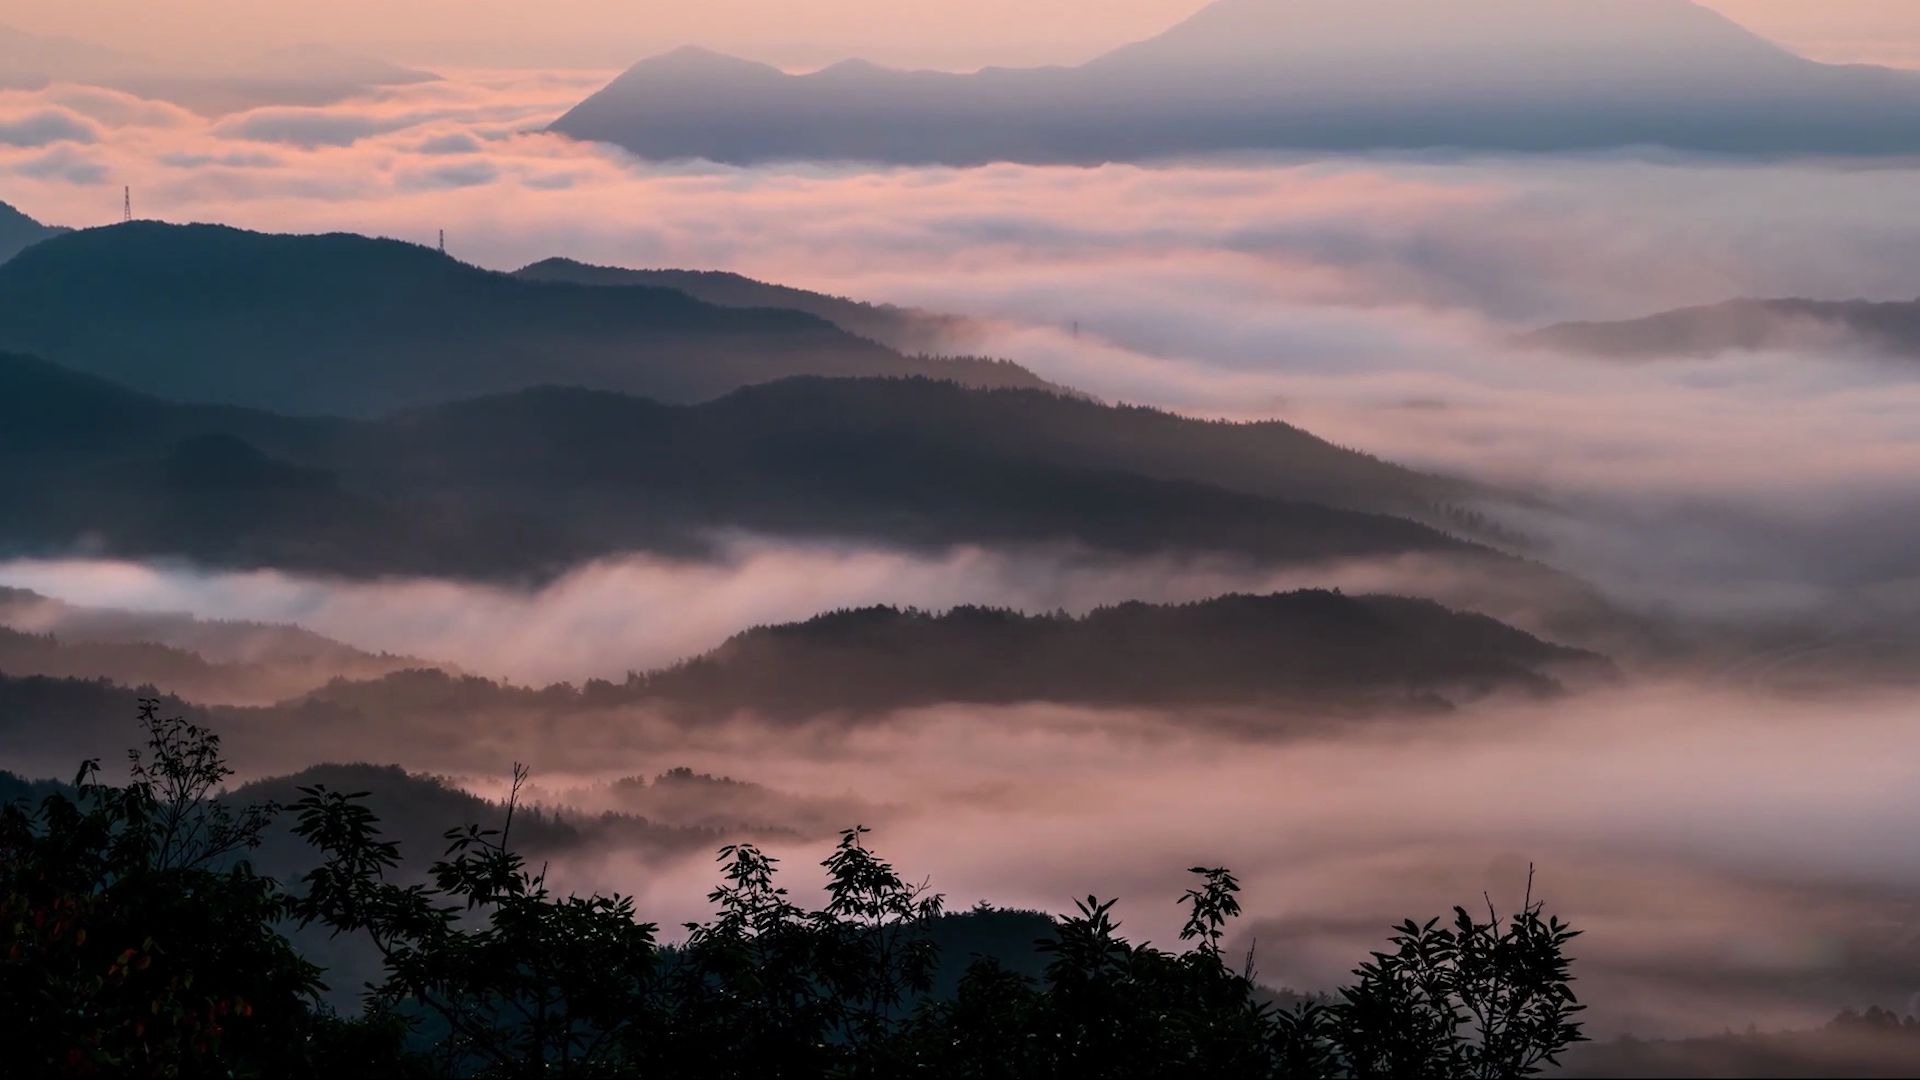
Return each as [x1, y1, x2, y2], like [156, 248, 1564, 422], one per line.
[7, 5, 1920, 1069]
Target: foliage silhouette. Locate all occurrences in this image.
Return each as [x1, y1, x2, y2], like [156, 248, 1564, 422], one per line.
[3, 705, 1588, 1077]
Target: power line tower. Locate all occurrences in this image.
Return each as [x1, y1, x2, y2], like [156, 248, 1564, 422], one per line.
[122, 186, 131, 223]
[438, 229, 445, 255]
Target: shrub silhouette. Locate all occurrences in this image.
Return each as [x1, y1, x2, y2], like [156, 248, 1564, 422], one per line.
[3, 703, 1586, 1077]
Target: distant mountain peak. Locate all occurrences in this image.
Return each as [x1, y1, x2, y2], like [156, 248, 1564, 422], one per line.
[811, 57, 895, 78]
[509, 255, 989, 357]
[622, 45, 783, 78]
[1100, 0, 1795, 60]
[551, 0, 1915, 164]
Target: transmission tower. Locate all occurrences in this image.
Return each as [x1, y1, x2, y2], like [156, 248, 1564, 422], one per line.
[123, 186, 131, 223]
[438, 229, 445, 254]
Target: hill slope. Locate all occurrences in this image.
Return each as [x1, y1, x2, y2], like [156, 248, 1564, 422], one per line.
[0, 586, 431, 704]
[0, 199, 66, 266]
[0, 353, 1477, 579]
[551, 0, 1920, 164]
[512, 257, 978, 355]
[1524, 297, 1920, 360]
[623, 592, 1608, 717]
[0, 222, 1054, 415]
[0, 593, 1604, 779]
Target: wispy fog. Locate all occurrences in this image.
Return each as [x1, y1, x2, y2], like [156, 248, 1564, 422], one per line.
[0, 541, 1596, 685]
[475, 685, 1920, 1039]
[8, 62, 1920, 1050]
[9, 73, 1920, 621]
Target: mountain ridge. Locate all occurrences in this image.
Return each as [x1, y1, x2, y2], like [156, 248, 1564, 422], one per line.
[0, 199, 67, 266]
[550, 0, 1920, 164]
[0, 221, 1055, 415]
[1524, 296, 1920, 360]
[0, 351, 1485, 581]
[510, 256, 982, 356]
[617, 590, 1611, 717]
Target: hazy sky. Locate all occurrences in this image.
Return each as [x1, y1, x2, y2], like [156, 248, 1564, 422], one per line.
[7, 0, 1920, 70]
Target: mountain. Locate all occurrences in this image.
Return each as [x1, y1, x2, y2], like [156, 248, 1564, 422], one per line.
[0, 593, 1601, 773]
[550, 0, 1920, 165]
[0, 586, 432, 704]
[1523, 297, 1920, 361]
[0, 200, 66, 266]
[0, 585, 398, 670]
[197, 591, 1608, 729]
[0, 25, 436, 113]
[0, 352, 1487, 580]
[513, 257, 979, 355]
[232, 763, 735, 871]
[622, 592, 1609, 717]
[0, 222, 1054, 415]
[1566, 1010, 1920, 1078]
[0, 592, 1605, 772]
[527, 767, 877, 835]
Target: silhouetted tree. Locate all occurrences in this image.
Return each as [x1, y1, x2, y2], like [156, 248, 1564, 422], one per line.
[4, 706, 1588, 1078]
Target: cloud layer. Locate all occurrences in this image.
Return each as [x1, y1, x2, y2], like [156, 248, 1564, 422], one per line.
[441, 685, 1920, 1039]
[3, 56, 1920, 1050]
[8, 71, 1920, 626]
[0, 541, 1592, 685]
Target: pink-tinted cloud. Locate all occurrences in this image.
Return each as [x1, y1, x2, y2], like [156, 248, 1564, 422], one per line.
[5, 71, 1920, 623]
[0, 542, 1582, 685]
[0, 107, 98, 147]
[473, 685, 1920, 1038]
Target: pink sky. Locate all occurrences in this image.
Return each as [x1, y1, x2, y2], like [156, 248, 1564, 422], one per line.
[6, 0, 1920, 70]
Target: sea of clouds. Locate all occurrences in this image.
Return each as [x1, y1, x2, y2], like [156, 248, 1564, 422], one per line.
[9, 69, 1920, 1039]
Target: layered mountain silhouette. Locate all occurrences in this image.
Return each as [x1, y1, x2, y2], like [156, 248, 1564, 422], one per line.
[0, 352, 1486, 580]
[0, 25, 436, 113]
[0, 586, 431, 704]
[1525, 297, 1920, 361]
[0, 200, 65, 266]
[513, 257, 978, 355]
[551, 0, 1920, 165]
[0, 223, 1051, 415]
[623, 592, 1608, 717]
[275, 587, 1601, 720]
[0, 593, 1604, 779]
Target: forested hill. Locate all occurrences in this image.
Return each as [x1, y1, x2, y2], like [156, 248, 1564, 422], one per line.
[0, 198, 66, 265]
[625, 591, 1608, 716]
[512, 257, 976, 356]
[0, 592, 1605, 776]
[0, 221, 1053, 415]
[0, 353, 1485, 580]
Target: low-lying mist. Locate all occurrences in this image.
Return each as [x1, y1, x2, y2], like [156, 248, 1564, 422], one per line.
[7, 555, 1920, 1038]
[11, 64, 1920, 1053]
[0, 540, 1612, 686]
[424, 683, 1920, 1040]
[14, 72, 1920, 637]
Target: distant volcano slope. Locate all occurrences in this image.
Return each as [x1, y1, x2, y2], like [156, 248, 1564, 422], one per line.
[552, 0, 1920, 165]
